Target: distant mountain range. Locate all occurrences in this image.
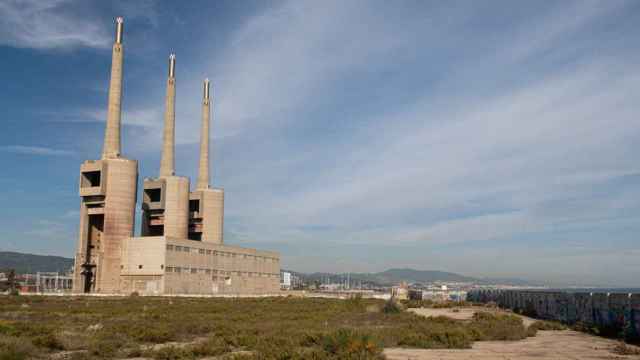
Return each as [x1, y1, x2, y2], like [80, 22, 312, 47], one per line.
[289, 268, 541, 286]
[0, 251, 73, 274]
[0, 251, 539, 286]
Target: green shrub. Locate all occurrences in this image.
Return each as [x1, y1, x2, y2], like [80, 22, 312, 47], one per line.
[345, 293, 364, 311]
[31, 332, 64, 350]
[398, 328, 472, 349]
[87, 332, 126, 358]
[612, 341, 640, 355]
[150, 345, 192, 360]
[67, 351, 92, 360]
[321, 329, 384, 359]
[468, 312, 528, 341]
[402, 300, 470, 309]
[0, 337, 36, 360]
[529, 320, 567, 331]
[0, 322, 16, 336]
[383, 299, 402, 314]
[432, 301, 471, 309]
[190, 337, 231, 357]
[402, 299, 433, 308]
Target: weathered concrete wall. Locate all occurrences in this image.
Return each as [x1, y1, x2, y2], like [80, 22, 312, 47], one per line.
[118, 236, 280, 296]
[468, 289, 639, 341]
[73, 158, 138, 294]
[120, 236, 166, 295]
[163, 176, 190, 239]
[200, 188, 224, 244]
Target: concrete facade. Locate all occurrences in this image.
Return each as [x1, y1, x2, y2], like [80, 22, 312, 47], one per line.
[73, 17, 280, 296]
[142, 176, 190, 239]
[189, 189, 224, 244]
[120, 237, 279, 295]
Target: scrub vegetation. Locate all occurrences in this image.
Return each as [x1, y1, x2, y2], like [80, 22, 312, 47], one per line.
[0, 296, 534, 359]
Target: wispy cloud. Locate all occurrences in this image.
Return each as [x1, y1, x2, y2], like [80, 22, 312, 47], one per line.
[0, 0, 158, 50]
[72, 108, 161, 128]
[0, 0, 110, 49]
[195, 0, 640, 280]
[0, 145, 75, 156]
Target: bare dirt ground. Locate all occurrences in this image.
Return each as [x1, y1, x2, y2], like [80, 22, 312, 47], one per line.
[386, 307, 640, 360]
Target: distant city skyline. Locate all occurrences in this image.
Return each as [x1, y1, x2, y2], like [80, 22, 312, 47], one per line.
[0, 0, 639, 287]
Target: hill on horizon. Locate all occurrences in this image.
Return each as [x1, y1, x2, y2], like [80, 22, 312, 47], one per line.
[0, 251, 73, 274]
[373, 268, 477, 284]
[0, 251, 539, 286]
[290, 267, 541, 286]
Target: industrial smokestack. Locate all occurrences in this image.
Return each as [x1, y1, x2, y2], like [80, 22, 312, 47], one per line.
[115, 16, 123, 44]
[168, 53, 176, 78]
[159, 53, 177, 177]
[101, 16, 125, 159]
[196, 79, 211, 190]
[203, 78, 210, 101]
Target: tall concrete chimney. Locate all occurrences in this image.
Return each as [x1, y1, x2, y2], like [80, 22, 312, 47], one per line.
[196, 79, 211, 190]
[159, 54, 176, 177]
[101, 17, 124, 159]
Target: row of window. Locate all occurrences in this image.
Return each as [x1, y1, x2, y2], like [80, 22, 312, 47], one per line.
[164, 266, 279, 278]
[166, 244, 278, 262]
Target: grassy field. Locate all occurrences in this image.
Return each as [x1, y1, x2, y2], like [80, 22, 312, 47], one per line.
[0, 296, 536, 360]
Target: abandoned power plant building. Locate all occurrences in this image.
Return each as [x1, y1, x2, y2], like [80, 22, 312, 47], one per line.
[72, 17, 280, 295]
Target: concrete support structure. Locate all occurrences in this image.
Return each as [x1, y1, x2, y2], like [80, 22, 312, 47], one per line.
[189, 79, 224, 244]
[142, 54, 190, 239]
[189, 189, 224, 243]
[73, 17, 139, 294]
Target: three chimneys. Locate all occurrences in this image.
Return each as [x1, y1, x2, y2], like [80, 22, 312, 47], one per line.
[101, 17, 213, 190]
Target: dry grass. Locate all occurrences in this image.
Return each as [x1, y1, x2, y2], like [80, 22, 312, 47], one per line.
[0, 296, 532, 359]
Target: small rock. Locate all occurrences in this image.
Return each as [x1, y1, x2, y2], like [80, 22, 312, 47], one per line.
[20, 303, 29, 309]
[87, 323, 103, 332]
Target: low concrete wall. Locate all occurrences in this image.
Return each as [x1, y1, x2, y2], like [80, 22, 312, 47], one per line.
[468, 289, 639, 341]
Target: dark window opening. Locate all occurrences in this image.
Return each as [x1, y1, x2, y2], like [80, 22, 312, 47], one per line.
[188, 232, 202, 241]
[81, 171, 101, 188]
[145, 188, 162, 202]
[148, 225, 164, 236]
[189, 199, 200, 212]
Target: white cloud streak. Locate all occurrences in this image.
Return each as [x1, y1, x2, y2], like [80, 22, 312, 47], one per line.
[194, 0, 640, 280]
[0, 145, 75, 156]
[0, 0, 158, 50]
[0, 0, 110, 49]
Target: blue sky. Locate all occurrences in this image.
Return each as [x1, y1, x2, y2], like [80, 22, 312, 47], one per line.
[1, 0, 639, 286]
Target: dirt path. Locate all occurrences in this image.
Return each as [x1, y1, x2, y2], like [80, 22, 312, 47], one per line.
[386, 307, 640, 360]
